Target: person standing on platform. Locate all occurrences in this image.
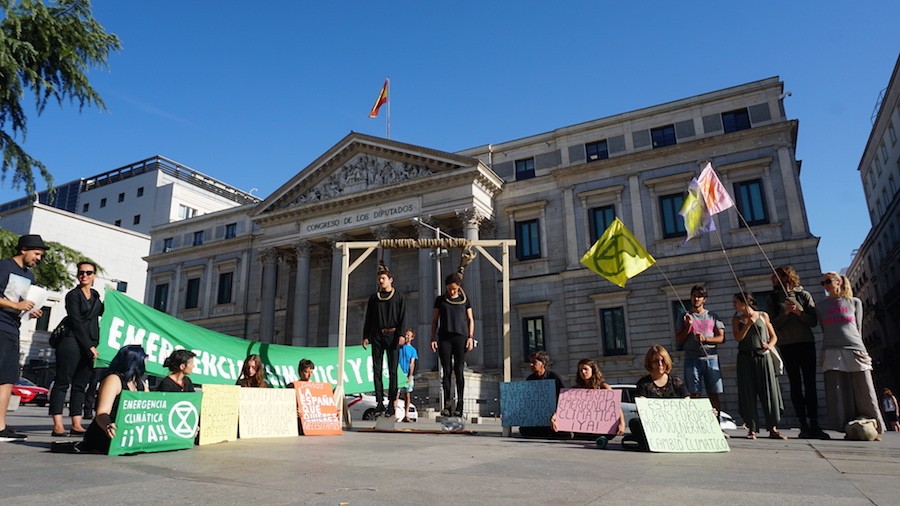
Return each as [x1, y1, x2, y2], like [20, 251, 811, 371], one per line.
[362, 263, 405, 418]
[50, 261, 103, 437]
[430, 272, 475, 417]
[675, 285, 725, 418]
[0, 234, 47, 442]
[769, 266, 828, 439]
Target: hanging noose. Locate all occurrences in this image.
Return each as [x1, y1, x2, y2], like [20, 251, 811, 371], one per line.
[377, 238, 478, 275]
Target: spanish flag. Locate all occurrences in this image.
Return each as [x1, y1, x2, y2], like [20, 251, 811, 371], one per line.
[369, 78, 389, 118]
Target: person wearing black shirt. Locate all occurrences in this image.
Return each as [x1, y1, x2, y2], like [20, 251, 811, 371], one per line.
[519, 351, 566, 438]
[624, 345, 690, 450]
[0, 234, 47, 442]
[157, 349, 196, 392]
[362, 263, 405, 417]
[430, 272, 474, 417]
[51, 261, 103, 437]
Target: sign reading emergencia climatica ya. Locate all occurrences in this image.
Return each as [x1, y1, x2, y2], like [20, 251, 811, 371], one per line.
[299, 199, 419, 237]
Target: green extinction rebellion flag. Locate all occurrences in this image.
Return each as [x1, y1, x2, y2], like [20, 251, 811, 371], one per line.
[97, 289, 404, 394]
[109, 391, 202, 456]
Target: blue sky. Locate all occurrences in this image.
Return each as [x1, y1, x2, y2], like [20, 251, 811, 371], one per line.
[2, 1, 898, 274]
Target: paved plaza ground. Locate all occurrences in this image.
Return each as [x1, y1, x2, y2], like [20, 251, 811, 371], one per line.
[1, 405, 897, 505]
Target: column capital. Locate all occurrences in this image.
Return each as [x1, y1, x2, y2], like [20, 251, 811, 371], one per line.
[326, 234, 348, 249]
[293, 241, 313, 257]
[370, 224, 396, 240]
[456, 207, 489, 228]
[259, 247, 280, 264]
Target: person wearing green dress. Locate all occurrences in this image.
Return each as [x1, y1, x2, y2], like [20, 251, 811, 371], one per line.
[732, 292, 786, 440]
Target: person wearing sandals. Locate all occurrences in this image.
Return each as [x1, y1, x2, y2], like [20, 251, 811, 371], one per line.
[732, 292, 786, 440]
[51, 345, 149, 454]
[50, 261, 103, 437]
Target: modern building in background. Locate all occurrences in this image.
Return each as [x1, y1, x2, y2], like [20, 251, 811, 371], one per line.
[145, 77, 825, 422]
[0, 156, 260, 379]
[0, 156, 260, 234]
[847, 55, 900, 394]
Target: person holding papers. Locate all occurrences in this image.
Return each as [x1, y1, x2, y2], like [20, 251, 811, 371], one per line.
[0, 234, 46, 442]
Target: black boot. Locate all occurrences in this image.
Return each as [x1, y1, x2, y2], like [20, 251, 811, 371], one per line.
[809, 419, 830, 440]
[798, 419, 811, 439]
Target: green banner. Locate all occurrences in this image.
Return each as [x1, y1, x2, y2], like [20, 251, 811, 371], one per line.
[98, 288, 404, 394]
[109, 391, 202, 456]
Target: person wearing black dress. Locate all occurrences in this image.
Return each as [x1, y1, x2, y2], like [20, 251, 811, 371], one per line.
[50, 262, 103, 437]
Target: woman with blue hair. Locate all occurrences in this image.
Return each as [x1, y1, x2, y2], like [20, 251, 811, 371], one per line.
[51, 345, 149, 454]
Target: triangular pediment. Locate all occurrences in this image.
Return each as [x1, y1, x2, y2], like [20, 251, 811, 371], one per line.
[254, 133, 484, 218]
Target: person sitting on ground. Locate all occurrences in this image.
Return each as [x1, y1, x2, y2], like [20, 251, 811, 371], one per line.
[51, 345, 149, 454]
[623, 345, 690, 450]
[519, 351, 568, 438]
[236, 354, 269, 388]
[157, 349, 196, 392]
[551, 359, 625, 439]
[287, 358, 315, 387]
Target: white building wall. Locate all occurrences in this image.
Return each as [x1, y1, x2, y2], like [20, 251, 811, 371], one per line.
[0, 203, 150, 365]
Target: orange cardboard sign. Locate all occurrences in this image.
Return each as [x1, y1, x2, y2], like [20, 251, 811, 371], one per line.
[295, 381, 342, 436]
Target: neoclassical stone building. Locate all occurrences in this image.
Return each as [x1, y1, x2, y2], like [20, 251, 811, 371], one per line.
[145, 77, 824, 420]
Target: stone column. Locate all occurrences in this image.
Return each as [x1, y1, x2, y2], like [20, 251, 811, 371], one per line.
[327, 235, 347, 347]
[415, 221, 437, 371]
[259, 248, 279, 343]
[457, 208, 487, 368]
[292, 241, 312, 346]
[171, 263, 182, 316]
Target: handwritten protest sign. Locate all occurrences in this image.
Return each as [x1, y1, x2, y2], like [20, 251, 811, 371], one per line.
[198, 384, 240, 445]
[500, 380, 556, 427]
[295, 382, 342, 436]
[554, 388, 621, 434]
[635, 397, 729, 453]
[109, 391, 201, 456]
[238, 388, 299, 439]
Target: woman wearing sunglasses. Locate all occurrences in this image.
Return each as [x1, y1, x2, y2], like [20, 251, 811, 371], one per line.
[817, 272, 884, 437]
[49, 262, 104, 437]
[623, 345, 690, 450]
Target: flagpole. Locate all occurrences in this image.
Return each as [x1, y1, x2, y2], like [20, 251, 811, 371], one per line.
[386, 76, 391, 140]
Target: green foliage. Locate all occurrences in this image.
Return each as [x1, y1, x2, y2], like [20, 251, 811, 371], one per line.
[0, 0, 121, 196]
[0, 228, 103, 290]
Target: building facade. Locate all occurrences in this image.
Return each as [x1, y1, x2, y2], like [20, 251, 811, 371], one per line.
[847, 55, 900, 394]
[0, 203, 151, 373]
[145, 77, 825, 422]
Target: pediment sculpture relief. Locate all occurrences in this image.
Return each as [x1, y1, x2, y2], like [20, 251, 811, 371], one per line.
[287, 154, 433, 206]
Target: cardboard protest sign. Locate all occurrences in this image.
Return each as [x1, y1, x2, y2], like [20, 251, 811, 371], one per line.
[554, 388, 621, 434]
[109, 391, 201, 456]
[198, 384, 240, 445]
[500, 380, 556, 427]
[635, 397, 729, 453]
[238, 388, 299, 439]
[295, 382, 342, 436]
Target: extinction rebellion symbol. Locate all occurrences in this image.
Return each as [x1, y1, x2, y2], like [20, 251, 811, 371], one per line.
[169, 400, 200, 438]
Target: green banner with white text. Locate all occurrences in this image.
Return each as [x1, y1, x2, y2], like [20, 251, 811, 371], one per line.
[98, 288, 403, 394]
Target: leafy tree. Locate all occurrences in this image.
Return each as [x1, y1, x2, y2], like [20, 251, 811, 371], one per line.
[0, 228, 103, 290]
[0, 0, 120, 196]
